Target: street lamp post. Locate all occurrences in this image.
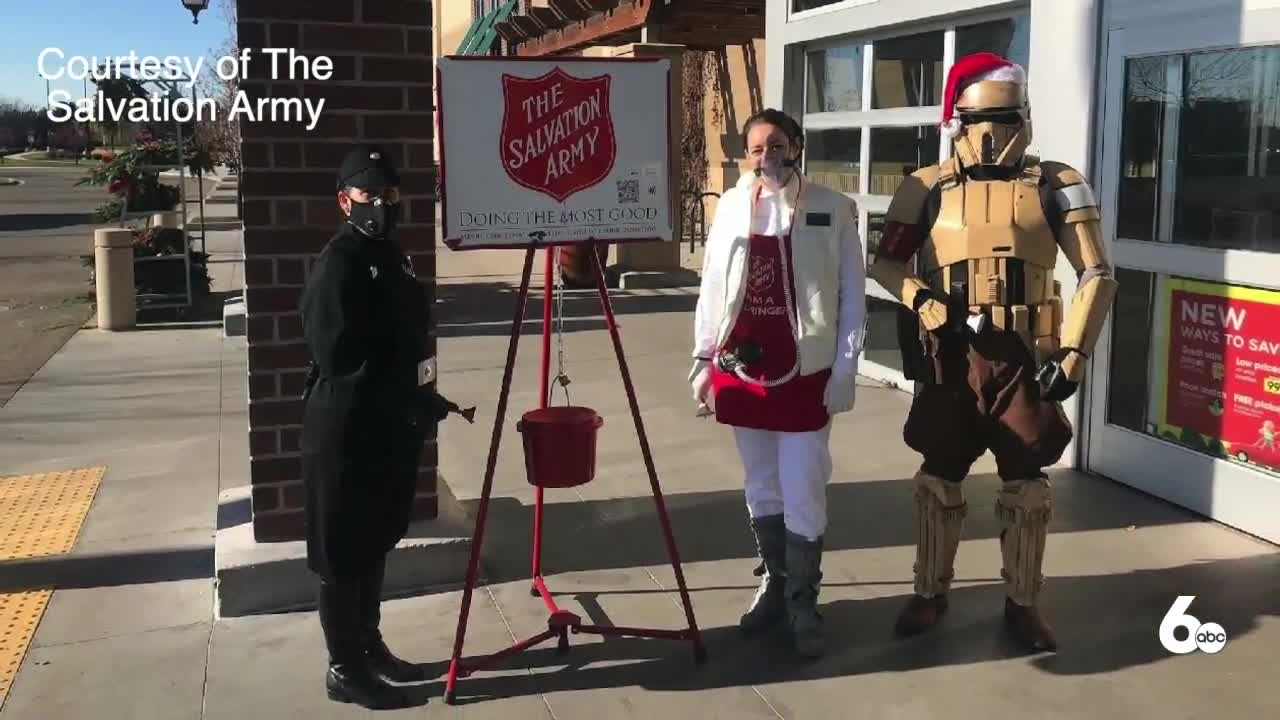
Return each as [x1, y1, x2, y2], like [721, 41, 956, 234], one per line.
[182, 0, 210, 24]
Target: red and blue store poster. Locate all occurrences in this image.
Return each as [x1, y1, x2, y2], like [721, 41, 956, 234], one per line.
[1155, 277, 1280, 475]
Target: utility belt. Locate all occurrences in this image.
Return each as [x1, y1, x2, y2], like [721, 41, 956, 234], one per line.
[963, 301, 1062, 364]
[902, 296, 1062, 386]
[931, 278, 1061, 357]
[931, 259, 1061, 361]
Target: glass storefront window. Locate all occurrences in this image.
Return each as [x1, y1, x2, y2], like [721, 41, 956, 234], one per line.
[955, 16, 1030, 69]
[805, 128, 862, 194]
[865, 212, 885, 265]
[807, 44, 864, 113]
[1116, 57, 1166, 243]
[793, 0, 846, 13]
[865, 295, 907, 375]
[801, 12, 1027, 380]
[1107, 268, 1280, 478]
[867, 125, 940, 196]
[871, 30, 944, 109]
[1106, 267, 1157, 432]
[1116, 46, 1280, 252]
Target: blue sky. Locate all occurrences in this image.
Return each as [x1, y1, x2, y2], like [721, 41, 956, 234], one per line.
[0, 0, 234, 108]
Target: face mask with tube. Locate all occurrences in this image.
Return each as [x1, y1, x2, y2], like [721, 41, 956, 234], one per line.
[753, 151, 797, 188]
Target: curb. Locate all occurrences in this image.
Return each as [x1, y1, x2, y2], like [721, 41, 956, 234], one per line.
[213, 484, 475, 618]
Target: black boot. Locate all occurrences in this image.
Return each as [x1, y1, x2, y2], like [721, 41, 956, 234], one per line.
[784, 532, 825, 659]
[319, 576, 412, 708]
[739, 514, 787, 633]
[360, 559, 427, 683]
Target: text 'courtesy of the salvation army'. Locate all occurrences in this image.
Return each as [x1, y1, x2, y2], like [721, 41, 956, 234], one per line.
[38, 49, 332, 131]
[506, 82, 606, 186]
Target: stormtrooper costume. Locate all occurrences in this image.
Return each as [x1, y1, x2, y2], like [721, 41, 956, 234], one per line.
[690, 156, 866, 657]
[869, 52, 1118, 651]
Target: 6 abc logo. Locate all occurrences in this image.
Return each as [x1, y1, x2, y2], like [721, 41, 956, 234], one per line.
[1159, 596, 1227, 654]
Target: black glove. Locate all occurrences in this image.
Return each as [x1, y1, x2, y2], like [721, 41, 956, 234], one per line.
[912, 288, 956, 333]
[911, 287, 948, 314]
[1036, 347, 1082, 402]
[418, 388, 476, 424]
[420, 389, 452, 423]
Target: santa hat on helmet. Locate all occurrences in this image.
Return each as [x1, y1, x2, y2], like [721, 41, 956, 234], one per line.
[940, 52, 1027, 139]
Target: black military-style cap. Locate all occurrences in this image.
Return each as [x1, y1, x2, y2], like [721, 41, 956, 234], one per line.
[336, 143, 401, 191]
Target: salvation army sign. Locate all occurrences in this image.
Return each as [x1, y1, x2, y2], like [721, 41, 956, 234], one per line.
[501, 68, 616, 202]
[436, 57, 673, 250]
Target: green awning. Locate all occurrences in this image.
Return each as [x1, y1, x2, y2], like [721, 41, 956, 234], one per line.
[456, 0, 518, 55]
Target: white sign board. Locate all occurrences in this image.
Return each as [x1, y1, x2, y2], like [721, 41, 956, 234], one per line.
[436, 56, 674, 250]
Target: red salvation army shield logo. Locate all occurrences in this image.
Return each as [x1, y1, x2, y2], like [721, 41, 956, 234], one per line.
[748, 256, 776, 294]
[500, 68, 617, 203]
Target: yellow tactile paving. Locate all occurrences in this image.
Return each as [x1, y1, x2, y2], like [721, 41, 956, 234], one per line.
[0, 467, 105, 709]
[0, 591, 52, 707]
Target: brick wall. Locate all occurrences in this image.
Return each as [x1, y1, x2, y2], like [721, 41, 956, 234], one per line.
[238, 0, 438, 541]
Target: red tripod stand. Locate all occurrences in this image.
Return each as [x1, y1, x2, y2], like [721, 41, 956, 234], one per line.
[443, 241, 706, 705]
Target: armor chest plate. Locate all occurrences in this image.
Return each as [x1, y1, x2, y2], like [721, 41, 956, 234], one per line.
[922, 176, 1058, 274]
[921, 165, 1062, 308]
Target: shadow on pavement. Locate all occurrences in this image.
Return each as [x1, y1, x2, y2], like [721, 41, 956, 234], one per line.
[427, 552, 1280, 703]
[0, 546, 213, 591]
[0, 212, 92, 231]
[462, 469, 1208, 583]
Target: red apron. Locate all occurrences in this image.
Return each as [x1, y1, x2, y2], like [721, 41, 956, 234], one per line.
[710, 232, 831, 432]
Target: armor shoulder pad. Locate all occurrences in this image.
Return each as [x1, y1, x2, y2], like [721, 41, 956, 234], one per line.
[1040, 160, 1098, 215]
[885, 164, 941, 224]
[1039, 160, 1087, 189]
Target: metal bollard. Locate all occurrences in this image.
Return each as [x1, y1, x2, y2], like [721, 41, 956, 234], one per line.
[95, 228, 136, 330]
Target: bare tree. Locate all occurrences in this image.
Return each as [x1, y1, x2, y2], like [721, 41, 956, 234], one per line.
[92, 74, 150, 148]
[1128, 50, 1258, 105]
[194, 0, 241, 171]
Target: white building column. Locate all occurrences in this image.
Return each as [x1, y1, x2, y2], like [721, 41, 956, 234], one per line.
[765, 0, 789, 110]
[1028, 0, 1102, 465]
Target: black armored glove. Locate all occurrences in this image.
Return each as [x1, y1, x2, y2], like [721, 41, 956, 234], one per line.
[912, 288, 951, 333]
[1036, 347, 1082, 403]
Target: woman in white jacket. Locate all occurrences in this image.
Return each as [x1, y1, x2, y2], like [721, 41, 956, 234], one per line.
[690, 109, 866, 658]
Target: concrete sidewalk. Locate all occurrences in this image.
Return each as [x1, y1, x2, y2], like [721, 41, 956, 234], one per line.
[0, 174, 244, 719]
[1, 222, 1278, 718]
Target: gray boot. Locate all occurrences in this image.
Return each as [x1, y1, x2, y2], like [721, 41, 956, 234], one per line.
[785, 531, 824, 658]
[739, 514, 787, 633]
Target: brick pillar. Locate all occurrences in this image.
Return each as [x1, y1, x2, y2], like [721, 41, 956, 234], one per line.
[238, 0, 438, 542]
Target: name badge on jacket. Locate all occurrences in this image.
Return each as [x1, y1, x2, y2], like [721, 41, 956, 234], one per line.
[805, 212, 831, 227]
[418, 357, 436, 386]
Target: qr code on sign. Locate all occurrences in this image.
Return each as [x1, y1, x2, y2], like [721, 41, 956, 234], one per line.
[616, 179, 639, 204]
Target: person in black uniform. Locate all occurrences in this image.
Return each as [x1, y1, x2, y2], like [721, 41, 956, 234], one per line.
[300, 144, 465, 709]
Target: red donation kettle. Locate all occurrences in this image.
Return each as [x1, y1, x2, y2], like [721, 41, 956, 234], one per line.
[516, 406, 604, 488]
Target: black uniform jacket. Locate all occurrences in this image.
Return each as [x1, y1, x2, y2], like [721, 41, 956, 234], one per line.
[299, 222, 433, 577]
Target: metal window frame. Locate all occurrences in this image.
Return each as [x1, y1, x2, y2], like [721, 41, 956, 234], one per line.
[801, 6, 1031, 207]
[796, 5, 1030, 378]
[788, 0, 881, 26]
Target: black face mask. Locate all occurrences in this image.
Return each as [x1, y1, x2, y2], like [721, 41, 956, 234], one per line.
[348, 198, 400, 239]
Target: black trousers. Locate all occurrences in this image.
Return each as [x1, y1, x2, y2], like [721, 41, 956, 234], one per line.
[318, 554, 388, 664]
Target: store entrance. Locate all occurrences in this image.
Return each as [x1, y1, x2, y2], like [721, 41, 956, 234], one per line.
[1087, 14, 1280, 544]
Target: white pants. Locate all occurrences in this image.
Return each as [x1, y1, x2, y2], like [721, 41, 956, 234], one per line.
[733, 424, 833, 541]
